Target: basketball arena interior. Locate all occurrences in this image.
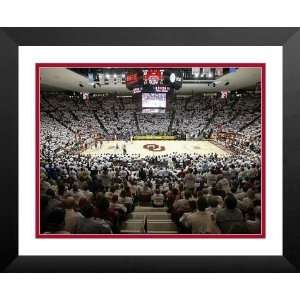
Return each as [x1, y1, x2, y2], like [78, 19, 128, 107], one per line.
[40, 66, 262, 235]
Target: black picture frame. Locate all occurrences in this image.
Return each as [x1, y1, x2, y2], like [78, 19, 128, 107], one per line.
[0, 27, 299, 273]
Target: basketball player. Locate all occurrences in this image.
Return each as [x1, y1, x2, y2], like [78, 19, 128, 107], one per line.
[130, 134, 133, 144]
[114, 133, 119, 151]
[123, 143, 127, 155]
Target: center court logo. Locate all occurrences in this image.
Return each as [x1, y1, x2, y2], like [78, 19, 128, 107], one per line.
[143, 144, 166, 152]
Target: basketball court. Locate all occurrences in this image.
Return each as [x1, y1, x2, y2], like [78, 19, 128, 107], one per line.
[82, 140, 230, 157]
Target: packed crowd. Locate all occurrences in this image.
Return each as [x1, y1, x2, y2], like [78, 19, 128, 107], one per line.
[137, 112, 172, 135]
[207, 95, 261, 154]
[42, 93, 261, 154]
[40, 151, 261, 234]
[40, 93, 262, 235]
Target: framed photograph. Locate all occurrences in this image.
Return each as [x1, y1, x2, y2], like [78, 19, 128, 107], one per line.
[0, 28, 299, 272]
[36, 62, 265, 239]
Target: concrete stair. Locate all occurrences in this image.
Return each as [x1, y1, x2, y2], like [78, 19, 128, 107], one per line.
[120, 220, 145, 234]
[135, 206, 168, 212]
[128, 211, 171, 220]
[147, 221, 178, 234]
[120, 206, 178, 234]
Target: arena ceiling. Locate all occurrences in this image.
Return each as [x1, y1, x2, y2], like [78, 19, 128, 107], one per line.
[40, 67, 261, 95]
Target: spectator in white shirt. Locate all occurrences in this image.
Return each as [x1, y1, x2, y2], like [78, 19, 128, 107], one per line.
[151, 188, 165, 207]
[186, 196, 220, 234]
[63, 196, 83, 233]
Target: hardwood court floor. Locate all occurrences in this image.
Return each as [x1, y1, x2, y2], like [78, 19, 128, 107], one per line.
[82, 140, 230, 158]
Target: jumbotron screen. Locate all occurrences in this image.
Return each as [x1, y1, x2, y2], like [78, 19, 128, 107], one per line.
[142, 93, 166, 108]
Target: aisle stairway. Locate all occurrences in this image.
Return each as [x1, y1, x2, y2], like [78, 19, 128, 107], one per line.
[93, 111, 108, 134]
[133, 112, 141, 134]
[238, 114, 261, 132]
[120, 206, 178, 234]
[168, 109, 176, 134]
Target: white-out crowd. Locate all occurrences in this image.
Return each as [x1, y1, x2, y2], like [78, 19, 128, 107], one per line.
[40, 93, 262, 235]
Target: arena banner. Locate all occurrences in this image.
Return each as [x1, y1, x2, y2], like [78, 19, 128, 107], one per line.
[133, 135, 176, 140]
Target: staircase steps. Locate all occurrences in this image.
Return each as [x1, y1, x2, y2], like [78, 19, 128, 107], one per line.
[135, 206, 168, 212]
[120, 220, 145, 234]
[121, 206, 177, 234]
[93, 111, 108, 134]
[147, 221, 177, 234]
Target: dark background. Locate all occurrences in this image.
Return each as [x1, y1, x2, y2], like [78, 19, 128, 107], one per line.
[0, 27, 299, 272]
